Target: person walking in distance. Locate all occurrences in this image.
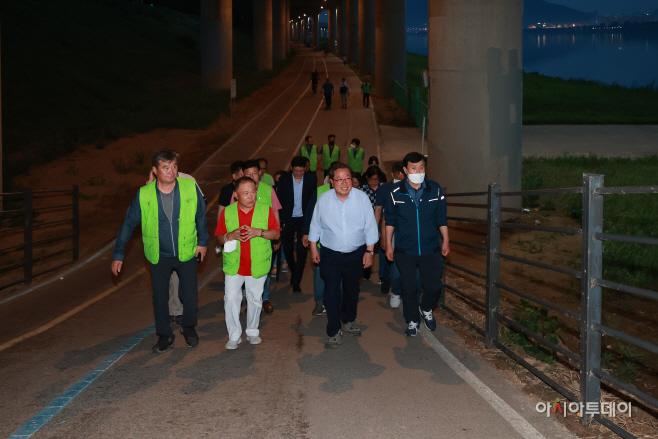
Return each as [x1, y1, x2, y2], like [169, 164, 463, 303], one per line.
[300, 135, 319, 174]
[277, 156, 318, 293]
[308, 164, 379, 348]
[320, 134, 340, 179]
[339, 78, 349, 109]
[385, 152, 450, 336]
[322, 77, 334, 110]
[111, 149, 208, 353]
[216, 177, 281, 349]
[361, 78, 372, 108]
[258, 158, 275, 187]
[346, 138, 364, 174]
[311, 68, 319, 94]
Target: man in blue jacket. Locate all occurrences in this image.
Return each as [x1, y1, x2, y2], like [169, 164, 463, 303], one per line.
[384, 152, 450, 336]
[111, 149, 209, 353]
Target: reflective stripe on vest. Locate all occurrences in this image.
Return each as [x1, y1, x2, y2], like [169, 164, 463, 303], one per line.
[257, 182, 273, 207]
[347, 147, 364, 173]
[301, 145, 318, 171]
[223, 202, 272, 278]
[321, 144, 340, 170]
[139, 178, 198, 265]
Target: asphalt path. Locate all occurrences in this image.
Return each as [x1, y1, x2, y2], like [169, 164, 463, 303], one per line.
[0, 47, 576, 439]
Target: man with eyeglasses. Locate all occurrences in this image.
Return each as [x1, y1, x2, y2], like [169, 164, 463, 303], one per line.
[308, 163, 378, 348]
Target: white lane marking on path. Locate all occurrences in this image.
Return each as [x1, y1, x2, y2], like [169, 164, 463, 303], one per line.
[420, 327, 546, 439]
[1, 55, 312, 307]
[7, 264, 225, 439]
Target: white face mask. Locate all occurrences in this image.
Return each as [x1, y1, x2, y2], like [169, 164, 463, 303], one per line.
[393, 178, 402, 184]
[350, 144, 356, 148]
[407, 173, 425, 184]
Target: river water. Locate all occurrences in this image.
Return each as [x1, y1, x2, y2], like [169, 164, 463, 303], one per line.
[406, 29, 658, 88]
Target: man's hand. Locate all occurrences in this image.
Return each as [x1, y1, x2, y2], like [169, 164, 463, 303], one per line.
[146, 170, 156, 185]
[380, 239, 387, 252]
[442, 240, 450, 257]
[111, 260, 123, 276]
[273, 241, 281, 251]
[196, 246, 207, 262]
[311, 247, 320, 264]
[302, 235, 309, 248]
[386, 246, 394, 262]
[238, 225, 260, 242]
[363, 252, 373, 268]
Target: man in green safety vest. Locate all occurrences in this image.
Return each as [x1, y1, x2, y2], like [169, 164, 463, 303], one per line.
[216, 177, 280, 349]
[300, 135, 318, 172]
[320, 134, 340, 179]
[111, 149, 208, 354]
[347, 138, 364, 174]
[258, 157, 275, 187]
[361, 78, 372, 108]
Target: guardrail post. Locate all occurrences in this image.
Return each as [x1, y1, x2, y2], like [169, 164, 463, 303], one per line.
[72, 185, 80, 261]
[439, 187, 447, 309]
[580, 173, 604, 426]
[485, 183, 501, 348]
[23, 187, 33, 284]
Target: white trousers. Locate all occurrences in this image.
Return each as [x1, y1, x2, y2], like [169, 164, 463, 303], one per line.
[224, 274, 267, 341]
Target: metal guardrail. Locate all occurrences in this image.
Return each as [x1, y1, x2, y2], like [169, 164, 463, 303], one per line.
[441, 174, 658, 439]
[0, 186, 79, 290]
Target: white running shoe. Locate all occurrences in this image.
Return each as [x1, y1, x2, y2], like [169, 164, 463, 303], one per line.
[390, 294, 401, 308]
[247, 336, 262, 345]
[225, 338, 242, 350]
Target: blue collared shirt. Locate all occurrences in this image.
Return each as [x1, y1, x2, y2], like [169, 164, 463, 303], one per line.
[405, 179, 426, 205]
[308, 188, 379, 253]
[292, 176, 304, 218]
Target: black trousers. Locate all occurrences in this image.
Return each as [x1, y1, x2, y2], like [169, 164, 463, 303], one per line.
[325, 93, 332, 108]
[320, 245, 365, 337]
[363, 93, 370, 107]
[312, 81, 318, 93]
[395, 252, 444, 324]
[281, 217, 307, 287]
[150, 257, 198, 337]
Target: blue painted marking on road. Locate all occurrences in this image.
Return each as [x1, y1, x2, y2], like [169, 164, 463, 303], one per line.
[9, 326, 155, 439]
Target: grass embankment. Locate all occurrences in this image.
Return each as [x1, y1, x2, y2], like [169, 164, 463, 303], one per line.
[405, 53, 658, 124]
[2, 0, 295, 187]
[522, 155, 658, 289]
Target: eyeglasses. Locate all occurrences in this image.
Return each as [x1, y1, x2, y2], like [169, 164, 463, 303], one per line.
[332, 178, 352, 184]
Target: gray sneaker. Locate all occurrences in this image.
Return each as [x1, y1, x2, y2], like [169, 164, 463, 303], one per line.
[324, 330, 343, 348]
[312, 301, 326, 316]
[344, 321, 361, 336]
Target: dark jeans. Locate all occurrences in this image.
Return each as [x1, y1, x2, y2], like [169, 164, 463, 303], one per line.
[282, 217, 307, 287]
[363, 93, 370, 107]
[379, 244, 391, 282]
[320, 245, 365, 337]
[325, 93, 332, 108]
[150, 257, 198, 337]
[312, 81, 318, 93]
[395, 252, 444, 324]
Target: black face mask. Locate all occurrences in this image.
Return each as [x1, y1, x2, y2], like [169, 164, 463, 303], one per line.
[329, 141, 335, 146]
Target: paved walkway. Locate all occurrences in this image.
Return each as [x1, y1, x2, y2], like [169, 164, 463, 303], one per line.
[0, 47, 575, 439]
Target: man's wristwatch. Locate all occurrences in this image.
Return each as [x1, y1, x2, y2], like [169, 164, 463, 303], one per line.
[366, 250, 374, 255]
[260, 228, 265, 237]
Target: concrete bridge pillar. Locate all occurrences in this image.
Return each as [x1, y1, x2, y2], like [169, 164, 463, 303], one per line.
[200, 0, 232, 90]
[358, 0, 375, 74]
[285, 0, 290, 51]
[346, 0, 359, 63]
[374, 0, 406, 97]
[254, 0, 273, 70]
[427, 0, 523, 205]
[337, 0, 347, 57]
[328, 8, 336, 52]
[314, 15, 320, 49]
[273, 0, 286, 61]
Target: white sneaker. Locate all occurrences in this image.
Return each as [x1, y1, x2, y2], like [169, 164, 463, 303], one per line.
[247, 335, 262, 345]
[225, 338, 242, 350]
[390, 294, 401, 308]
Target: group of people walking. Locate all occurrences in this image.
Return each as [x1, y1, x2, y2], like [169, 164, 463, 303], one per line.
[111, 142, 449, 352]
[312, 70, 372, 110]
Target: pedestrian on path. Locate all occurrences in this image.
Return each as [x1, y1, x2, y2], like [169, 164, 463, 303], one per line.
[384, 152, 450, 337]
[365, 156, 387, 183]
[322, 78, 334, 110]
[359, 165, 383, 282]
[111, 149, 208, 353]
[300, 135, 318, 173]
[216, 177, 281, 349]
[217, 161, 244, 224]
[343, 55, 347, 65]
[347, 138, 364, 173]
[361, 78, 372, 108]
[308, 164, 379, 348]
[320, 134, 340, 179]
[340, 78, 349, 109]
[258, 158, 275, 187]
[311, 69, 319, 94]
[277, 156, 317, 294]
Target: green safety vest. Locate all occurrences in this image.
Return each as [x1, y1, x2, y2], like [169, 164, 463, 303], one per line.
[362, 83, 371, 93]
[347, 147, 364, 173]
[139, 178, 198, 265]
[257, 182, 273, 207]
[301, 144, 318, 171]
[261, 173, 274, 187]
[321, 144, 340, 170]
[223, 202, 272, 278]
[315, 184, 331, 249]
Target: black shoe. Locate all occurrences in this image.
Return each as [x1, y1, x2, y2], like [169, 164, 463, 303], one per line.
[380, 280, 391, 294]
[292, 284, 302, 293]
[152, 335, 174, 354]
[174, 315, 182, 329]
[182, 326, 199, 348]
